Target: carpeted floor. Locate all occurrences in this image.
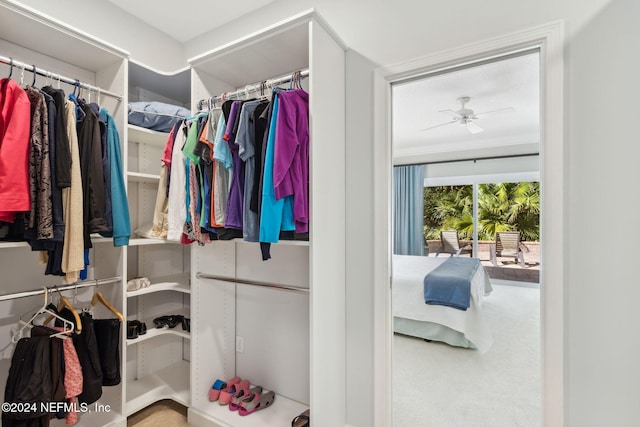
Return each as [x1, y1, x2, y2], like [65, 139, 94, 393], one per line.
[393, 283, 541, 427]
[127, 400, 190, 427]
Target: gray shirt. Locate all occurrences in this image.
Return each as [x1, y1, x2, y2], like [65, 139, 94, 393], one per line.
[235, 100, 262, 241]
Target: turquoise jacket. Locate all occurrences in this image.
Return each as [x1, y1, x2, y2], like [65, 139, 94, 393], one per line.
[100, 109, 131, 246]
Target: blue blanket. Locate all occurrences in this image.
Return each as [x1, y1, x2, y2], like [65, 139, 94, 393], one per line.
[424, 257, 481, 311]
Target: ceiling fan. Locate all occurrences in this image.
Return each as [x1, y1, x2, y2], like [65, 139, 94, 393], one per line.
[420, 96, 514, 134]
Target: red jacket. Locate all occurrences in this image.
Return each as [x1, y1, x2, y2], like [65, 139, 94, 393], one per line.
[0, 78, 31, 222]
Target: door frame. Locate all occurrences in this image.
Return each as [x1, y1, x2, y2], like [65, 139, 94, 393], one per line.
[372, 21, 565, 426]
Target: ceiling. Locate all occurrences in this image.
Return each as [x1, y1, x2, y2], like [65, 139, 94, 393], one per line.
[392, 51, 540, 163]
[106, 0, 276, 42]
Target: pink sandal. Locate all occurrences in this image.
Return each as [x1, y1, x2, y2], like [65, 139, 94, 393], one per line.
[219, 379, 250, 405]
[238, 389, 276, 416]
[208, 376, 240, 402]
[229, 385, 262, 411]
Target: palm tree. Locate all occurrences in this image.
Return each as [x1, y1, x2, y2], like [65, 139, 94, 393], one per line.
[424, 182, 540, 241]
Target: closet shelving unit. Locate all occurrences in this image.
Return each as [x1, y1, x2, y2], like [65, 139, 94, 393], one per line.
[188, 11, 346, 427]
[122, 61, 192, 417]
[0, 2, 128, 426]
[2, 3, 347, 426]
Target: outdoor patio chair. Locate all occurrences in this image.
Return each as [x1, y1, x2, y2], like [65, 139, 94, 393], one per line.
[490, 231, 529, 268]
[435, 230, 472, 257]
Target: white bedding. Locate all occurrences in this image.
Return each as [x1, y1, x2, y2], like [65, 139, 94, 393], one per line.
[392, 255, 493, 352]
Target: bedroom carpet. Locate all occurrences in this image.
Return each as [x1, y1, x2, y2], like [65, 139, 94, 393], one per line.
[393, 283, 541, 427]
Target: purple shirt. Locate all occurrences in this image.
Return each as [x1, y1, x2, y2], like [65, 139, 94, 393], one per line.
[224, 101, 244, 229]
[273, 89, 309, 233]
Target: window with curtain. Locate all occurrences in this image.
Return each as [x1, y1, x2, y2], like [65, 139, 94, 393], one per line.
[393, 165, 425, 255]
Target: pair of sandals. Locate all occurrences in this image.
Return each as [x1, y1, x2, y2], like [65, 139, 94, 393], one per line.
[208, 376, 275, 416]
[153, 314, 190, 332]
[292, 409, 310, 426]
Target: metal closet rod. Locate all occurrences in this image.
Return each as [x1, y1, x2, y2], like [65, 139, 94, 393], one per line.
[197, 68, 309, 109]
[0, 277, 122, 302]
[196, 273, 309, 295]
[0, 55, 122, 101]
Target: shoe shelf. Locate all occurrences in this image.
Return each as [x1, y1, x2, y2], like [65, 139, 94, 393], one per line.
[125, 360, 190, 416]
[126, 274, 190, 297]
[191, 392, 308, 427]
[127, 124, 169, 147]
[126, 325, 190, 346]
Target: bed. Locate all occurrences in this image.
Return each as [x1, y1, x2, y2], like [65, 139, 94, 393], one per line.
[393, 255, 493, 352]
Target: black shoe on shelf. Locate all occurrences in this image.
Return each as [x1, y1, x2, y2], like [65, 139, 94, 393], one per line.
[153, 315, 184, 329]
[126, 320, 147, 339]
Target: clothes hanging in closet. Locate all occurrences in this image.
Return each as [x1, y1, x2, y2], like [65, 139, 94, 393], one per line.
[100, 108, 130, 246]
[61, 98, 85, 284]
[2, 335, 52, 427]
[0, 79, 130, 279]
[93, 318, 121, 386]
[56, 309, 103, 405]
[75, 97, 108, 247]
[160, 84, 309, 259]
[51, 325, 83, 425]
[0, 78, 31, 223]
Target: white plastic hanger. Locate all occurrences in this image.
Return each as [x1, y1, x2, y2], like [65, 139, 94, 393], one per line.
[12, 288, 75, 343]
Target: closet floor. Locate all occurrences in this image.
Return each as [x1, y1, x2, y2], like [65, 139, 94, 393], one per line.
[127, 400, 190, 427]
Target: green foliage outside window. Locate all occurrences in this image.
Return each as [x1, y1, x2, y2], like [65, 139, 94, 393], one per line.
[423, 182, 540, 241]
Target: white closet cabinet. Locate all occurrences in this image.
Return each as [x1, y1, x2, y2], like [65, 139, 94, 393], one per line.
[122, 63, 191, 416]
[188, 11, 346, 427]
[0, 2, 127, 426]
[1, 4, 347, 426]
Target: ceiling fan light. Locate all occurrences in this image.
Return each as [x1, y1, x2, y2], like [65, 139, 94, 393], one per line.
[466, 121, 485, 134]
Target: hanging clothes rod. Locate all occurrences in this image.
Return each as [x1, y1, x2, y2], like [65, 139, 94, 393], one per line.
[0, 55, 122, 101]
[196, 273, 309, 295]
[197, 68, 309, 110]
[0, 277, 122, 302]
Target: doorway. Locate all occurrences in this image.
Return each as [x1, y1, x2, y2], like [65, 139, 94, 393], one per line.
[391, 51, 541, 426]
[371, 22, 565, 426]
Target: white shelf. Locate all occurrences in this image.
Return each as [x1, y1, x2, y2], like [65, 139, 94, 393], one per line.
[126, 326, 190, 346]
[127, 277, 190, 297]
[128, 124, 169, 147]
[0, 241, 30, 249]
[194, 392, 308, 427]
[0, 235, 116, 248]
[0, 2, 126, 71]
[127, 171, 161, 183]
[128, 237, 182, 246]
[125, 360, 190, 416]
[90, 236, 115, 245]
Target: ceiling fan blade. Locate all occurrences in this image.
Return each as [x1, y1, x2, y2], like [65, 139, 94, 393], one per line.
[474, 106, 515, 117]
[438, 109, 462, 119]
[466, 121, 484, 134]
[419, 119, 458, 132]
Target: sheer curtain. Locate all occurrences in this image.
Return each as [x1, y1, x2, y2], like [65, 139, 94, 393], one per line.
[393, 165, 425, 255]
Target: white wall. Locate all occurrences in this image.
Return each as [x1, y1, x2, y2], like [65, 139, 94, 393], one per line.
[567, 1, 640, 425]
[345, 50, 377, 427]
[7, 0, 640, 425]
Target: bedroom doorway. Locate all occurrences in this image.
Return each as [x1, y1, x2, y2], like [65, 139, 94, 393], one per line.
[390, 50, 542, 425]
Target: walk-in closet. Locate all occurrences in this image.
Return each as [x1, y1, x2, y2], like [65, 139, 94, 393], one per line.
[1, 2, 345, 426]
